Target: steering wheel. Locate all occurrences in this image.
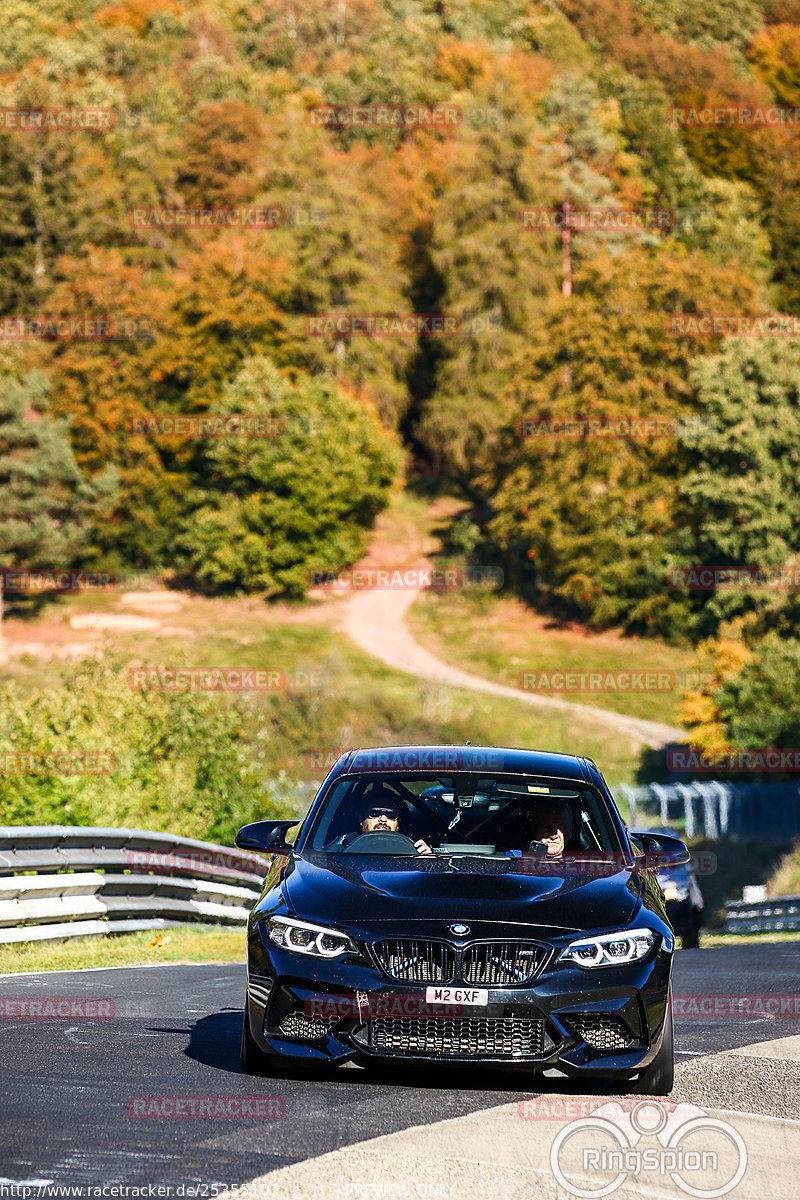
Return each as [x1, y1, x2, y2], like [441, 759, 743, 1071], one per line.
[342, 831, 419, 854]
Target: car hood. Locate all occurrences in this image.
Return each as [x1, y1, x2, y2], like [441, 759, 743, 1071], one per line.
[281, 852, 641, 936]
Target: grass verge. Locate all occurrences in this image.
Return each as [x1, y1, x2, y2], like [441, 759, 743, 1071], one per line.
[408, 588, 695, 727]
[0, 925, 245, 975]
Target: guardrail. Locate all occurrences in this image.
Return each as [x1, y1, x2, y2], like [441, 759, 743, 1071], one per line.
[617, 781, 800, 839]
[725, 895, 800, 934]
[0, 825, 271, 944]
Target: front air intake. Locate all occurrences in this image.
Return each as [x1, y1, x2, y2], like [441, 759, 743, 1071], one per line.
[569, 1014, 634, 1051]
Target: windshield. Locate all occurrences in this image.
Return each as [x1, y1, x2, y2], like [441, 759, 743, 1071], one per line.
[302, 773, 623, 858]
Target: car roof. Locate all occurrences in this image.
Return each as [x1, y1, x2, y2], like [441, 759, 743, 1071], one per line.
[329, 745, 595, 784]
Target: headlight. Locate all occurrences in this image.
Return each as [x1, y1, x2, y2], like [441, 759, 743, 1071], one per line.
[265, 916, 359, 959]
[663, 884, 688, 902]
[558, 928, 655, 969]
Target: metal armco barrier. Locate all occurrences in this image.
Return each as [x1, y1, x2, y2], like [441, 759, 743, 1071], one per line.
[618, 781, 800, 839]
[725, 895, 800, 934]
[0, 825, 271, 944]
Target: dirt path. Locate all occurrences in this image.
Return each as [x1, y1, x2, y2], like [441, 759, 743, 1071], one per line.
[339, 563, 684, 750]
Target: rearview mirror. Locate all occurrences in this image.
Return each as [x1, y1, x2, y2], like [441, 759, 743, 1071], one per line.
[235, 819, 299, 855]
[630, 830, 690, 869]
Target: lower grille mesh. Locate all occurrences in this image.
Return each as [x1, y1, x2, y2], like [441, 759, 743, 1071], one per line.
[570, 1014, 633, 1050]
[367, 1016, 544, 1058]
[276, 1011, 336, 1040]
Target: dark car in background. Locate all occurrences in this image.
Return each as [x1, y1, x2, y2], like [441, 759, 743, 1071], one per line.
[632, 826, 704, 948]
[236, 746, 690, 1094]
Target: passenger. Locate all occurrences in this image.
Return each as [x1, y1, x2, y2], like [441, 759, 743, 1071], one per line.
[525, 799, 574, 857]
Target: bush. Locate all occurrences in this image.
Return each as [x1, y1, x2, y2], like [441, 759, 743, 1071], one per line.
[0, 656, 295, 845]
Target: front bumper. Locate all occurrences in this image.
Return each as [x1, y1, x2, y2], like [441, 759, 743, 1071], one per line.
[244, 923, 673, 1078]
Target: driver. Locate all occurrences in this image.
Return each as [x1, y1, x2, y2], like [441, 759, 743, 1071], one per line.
[344, 792, 433, 854]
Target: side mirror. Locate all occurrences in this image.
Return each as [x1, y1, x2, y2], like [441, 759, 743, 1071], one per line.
[630, 830, 690, 869]
[235, 819, 299, 855]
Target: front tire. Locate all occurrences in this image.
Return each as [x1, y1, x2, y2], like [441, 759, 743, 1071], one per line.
[633, 998, 674, 1095]
[240, 1006, 273, 1075]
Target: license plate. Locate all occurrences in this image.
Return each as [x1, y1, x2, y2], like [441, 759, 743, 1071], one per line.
[425, 986, 489, 1006]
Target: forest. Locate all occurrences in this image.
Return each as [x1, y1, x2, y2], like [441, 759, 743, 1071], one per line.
[2, 0, 800, 766]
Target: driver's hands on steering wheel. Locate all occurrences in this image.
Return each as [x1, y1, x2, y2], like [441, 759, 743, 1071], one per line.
[414, 839, 433, 855]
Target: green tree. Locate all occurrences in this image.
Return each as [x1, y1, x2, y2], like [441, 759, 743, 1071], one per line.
[175, 357, 401, 596]
[0, 370, 117, 634]
[673, 338, 800, 636]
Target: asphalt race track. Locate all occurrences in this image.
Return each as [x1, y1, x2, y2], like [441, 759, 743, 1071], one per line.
[1, 943, 799, 1200]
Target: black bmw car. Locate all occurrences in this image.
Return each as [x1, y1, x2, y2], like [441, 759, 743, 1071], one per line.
[236, 746, 689, 1094]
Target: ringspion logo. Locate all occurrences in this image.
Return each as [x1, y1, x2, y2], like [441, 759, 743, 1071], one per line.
[550, 1100, 747, 1198]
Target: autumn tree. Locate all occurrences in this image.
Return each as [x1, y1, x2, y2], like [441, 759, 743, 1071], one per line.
[481, 245, 760, 638]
